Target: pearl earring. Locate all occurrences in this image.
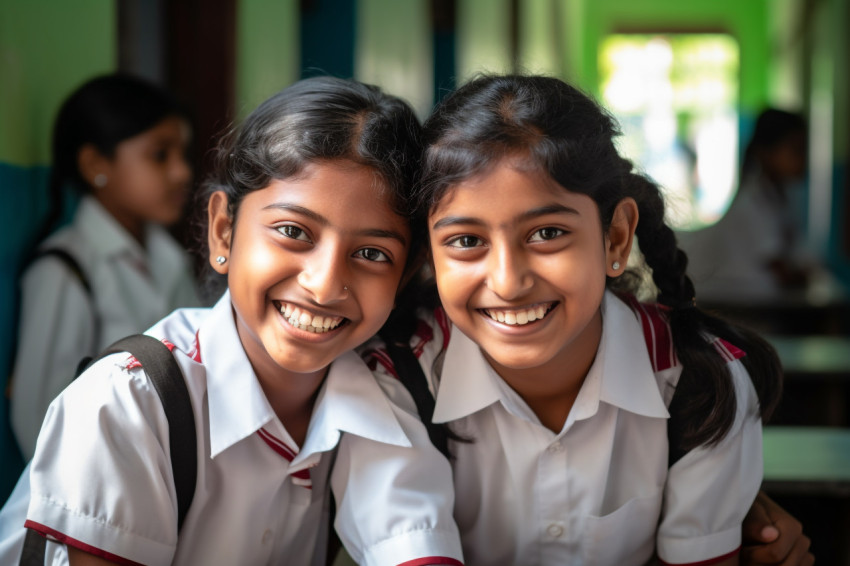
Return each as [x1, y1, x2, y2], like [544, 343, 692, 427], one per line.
[612, 261, 621, 270]
[216, 256, 227, 265]
[93, 173, 108, 188]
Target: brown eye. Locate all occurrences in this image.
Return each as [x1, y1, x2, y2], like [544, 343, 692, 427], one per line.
[278, 225, 310, 242]
[529, 227, 564, 242]
[448, 235, 482, 248]
[355, 248, 390, 263]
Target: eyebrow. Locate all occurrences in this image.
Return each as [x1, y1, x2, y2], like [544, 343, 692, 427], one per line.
[431, 203, 581, 230]
[263, 203, 408, 246]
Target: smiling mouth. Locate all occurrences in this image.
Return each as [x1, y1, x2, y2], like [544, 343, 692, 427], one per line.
[275, 301, 347, 334]
[481, 302, 557, 326]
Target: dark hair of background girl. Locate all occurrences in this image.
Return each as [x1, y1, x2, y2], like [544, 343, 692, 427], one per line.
[37, 73, 190, 248]
[417, 74, 782, 452]
[195, 76, 426, 319]
[742, 107, 806, 175]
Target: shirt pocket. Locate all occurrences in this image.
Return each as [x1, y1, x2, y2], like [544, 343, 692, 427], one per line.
[582, 489, 662, 566]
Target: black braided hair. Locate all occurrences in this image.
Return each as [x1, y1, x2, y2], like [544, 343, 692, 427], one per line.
[419, 74, 782, 450]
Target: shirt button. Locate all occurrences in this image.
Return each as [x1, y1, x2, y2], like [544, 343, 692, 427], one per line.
[547, 441, 563, 453]
[261, 529, 273, 544]
[547, 523, 564, 538]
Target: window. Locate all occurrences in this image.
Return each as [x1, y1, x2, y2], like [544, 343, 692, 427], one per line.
[599, 34, 739, 230]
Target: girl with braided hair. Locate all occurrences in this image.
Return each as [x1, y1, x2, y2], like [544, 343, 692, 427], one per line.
[364, 74, 798, 565]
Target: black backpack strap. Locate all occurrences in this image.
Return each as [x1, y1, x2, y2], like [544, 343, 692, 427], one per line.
[19, 335, 197, 565]
[28, 248, 92, 295]
[24, 247, 99, 354]
[381, 339, 450, 459]
[96, 335, 197, 529]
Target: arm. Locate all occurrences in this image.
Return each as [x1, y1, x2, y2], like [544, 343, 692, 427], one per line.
[27, 356, 179, 566]
[11, 258, 96, 459]
[657, 361, 763, 565]
[741, 491, 814, 566]
[68, 547, 122, 566]
[330, 356, 462, 566]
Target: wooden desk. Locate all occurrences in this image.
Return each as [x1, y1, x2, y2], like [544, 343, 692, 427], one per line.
[763, 426, 850, 496]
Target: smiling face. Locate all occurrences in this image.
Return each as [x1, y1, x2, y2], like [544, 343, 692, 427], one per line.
[209, 160, 411, 386]
[428, 157, 635, 387]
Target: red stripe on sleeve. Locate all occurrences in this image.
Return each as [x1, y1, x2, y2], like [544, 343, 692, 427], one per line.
[396, 557, 464, 566]
[23, 521, 146, 566]
[658, 546, 740, 566]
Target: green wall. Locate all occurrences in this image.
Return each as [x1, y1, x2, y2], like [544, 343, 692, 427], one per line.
[0, 0, 116, 502]
[575, 0, 769, 113]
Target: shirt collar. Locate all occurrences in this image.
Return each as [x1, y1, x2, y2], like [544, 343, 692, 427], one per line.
[299, 350, 410, 459]
[431, 291, 669, 424]
[76, 196, 147, 262]
[200, 291, 410, 459]
[200, 291, 278, 458]
[576, 291, 669, 419]
[432, 327, 503, 423]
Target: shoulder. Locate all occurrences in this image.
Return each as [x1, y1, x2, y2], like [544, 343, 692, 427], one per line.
[617, 293, 747, 369]
[359, 306, 452, 380]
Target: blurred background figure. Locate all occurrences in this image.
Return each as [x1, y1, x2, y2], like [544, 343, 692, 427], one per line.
[8, 74, 202, 461]
[682, 107, 815, 302]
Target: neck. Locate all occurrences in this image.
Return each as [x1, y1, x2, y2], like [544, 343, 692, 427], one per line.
[487, 311, 602, 433]
[262, 369, 326, 448]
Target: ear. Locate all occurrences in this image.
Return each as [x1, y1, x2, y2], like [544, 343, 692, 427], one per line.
[77, 144, 111, 188]
[605, 197, 639, 277]
[208, 191, 233, 274]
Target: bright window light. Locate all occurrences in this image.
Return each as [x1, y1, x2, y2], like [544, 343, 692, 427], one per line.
[600, 34, 740, 230]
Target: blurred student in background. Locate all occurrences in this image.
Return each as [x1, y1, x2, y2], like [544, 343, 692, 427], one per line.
[9, 74, 202, 459]
[684, 108, 814, 303]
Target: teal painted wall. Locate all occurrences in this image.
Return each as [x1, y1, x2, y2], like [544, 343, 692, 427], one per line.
[0, 0, 116, 502]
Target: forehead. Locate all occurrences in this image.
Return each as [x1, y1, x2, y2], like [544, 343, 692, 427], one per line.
[246, 160, 409, 233]
[431, 159, 594, 219]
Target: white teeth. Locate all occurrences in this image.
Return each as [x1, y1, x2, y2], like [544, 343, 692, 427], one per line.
[278, 304, 343, 333]
[485, 304, 552, 326]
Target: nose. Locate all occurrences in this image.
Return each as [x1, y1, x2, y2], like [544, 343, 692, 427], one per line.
[171, 152, 192, 187]
[485, 242, 533, 300]
[296, 242, 351, 305]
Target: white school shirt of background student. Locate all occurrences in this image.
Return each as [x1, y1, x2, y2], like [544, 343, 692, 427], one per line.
[370, 290, 763, 566]
[0, 290, 462, 566]
[11, 195, 202, 459]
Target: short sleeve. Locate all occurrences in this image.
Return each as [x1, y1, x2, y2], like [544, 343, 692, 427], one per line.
[11, 256, 97, 460]
[331, 370, 463, 566]
[656, 359, 764, 564]
[26, 355, 180, 566]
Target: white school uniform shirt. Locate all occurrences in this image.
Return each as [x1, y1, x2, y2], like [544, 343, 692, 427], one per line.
[679, 168, 813, 304]
[364, 291, 763, 566]
[11, 195, 201, 459]
[20, 291, 462, 566]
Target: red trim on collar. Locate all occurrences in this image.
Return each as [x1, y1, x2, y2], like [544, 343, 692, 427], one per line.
[256, 428, 312, 486]
[434, 307, 452, 351]
[23, 521, 145, 566]
[188, 330, 202, 362]
[124, 339, 177, 370]
[622, 295, 677, 372]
